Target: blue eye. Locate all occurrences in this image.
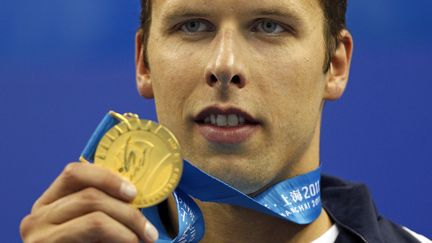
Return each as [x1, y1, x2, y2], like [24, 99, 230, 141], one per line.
[254, 20, 286, 34]
[180, 20, 212, 33]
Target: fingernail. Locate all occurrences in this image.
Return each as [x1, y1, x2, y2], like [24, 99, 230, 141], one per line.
[145, 222, 159, 241]
[120, 181, 137, 199]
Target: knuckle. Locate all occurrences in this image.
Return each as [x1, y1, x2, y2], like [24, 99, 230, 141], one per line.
[100, 170, 120, 189]
[80, 187, 104, 204]
[126, 234, 140, 243]
[31, 198, 42, 213]
[20, 215, 33, 239]
[61, 162, 81, 182]
[87, 211, 109, 232]
[20, 216, 46, 243]
[130, 208, 145, 225]
[26, 237, 44, 243]
[123, 209, 146, 242]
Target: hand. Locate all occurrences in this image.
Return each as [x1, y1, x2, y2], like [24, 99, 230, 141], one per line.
[20, 162, 159, 243]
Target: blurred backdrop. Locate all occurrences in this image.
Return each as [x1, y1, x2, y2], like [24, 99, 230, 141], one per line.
[1, 0, 431, 241]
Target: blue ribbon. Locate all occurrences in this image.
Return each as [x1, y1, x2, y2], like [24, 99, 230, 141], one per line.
[81, 112, 322, 243]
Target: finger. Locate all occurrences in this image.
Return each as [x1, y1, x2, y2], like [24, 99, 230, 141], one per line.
[44, 187, 158, 242]
[33, 162, 137, 210]
[49, 211, 145, 243]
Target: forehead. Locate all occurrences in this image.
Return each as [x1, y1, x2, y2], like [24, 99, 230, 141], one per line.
[152, 0, 323, 23]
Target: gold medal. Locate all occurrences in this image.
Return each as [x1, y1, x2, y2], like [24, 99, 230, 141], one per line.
[94, 111, 183, 208]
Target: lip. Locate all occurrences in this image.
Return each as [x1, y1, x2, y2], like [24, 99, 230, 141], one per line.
[193, 106, 261, 144]
[196, 124, 259, 144]
[194, 106, 260, 124]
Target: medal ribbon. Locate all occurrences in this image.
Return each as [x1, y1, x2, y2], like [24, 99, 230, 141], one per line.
[81, 113, 322, 243]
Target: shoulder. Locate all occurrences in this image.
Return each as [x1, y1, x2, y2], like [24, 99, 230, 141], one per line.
[321, 174, 430, 243]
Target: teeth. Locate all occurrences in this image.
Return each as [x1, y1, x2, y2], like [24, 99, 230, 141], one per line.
[227, 114, 238, 126]
[239, 116, 245, 124]
[204, 114, 246, 127]
[204, 116, 211, 124]
[216, 114, 227, 126]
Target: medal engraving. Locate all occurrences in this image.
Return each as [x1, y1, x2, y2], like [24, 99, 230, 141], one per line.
[94, 113, 183, 208]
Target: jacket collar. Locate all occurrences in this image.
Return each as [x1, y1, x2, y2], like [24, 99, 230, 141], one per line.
[320, 174, 384, 243]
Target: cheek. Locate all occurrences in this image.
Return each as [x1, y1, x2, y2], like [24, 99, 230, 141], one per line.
[252, 38, 325, 95]
[251, 44, 325, 142]
[258, 53, 324, 111]
[147, 40, 206, 129]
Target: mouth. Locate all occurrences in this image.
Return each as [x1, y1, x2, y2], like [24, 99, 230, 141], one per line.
[193, 106, 261, 144]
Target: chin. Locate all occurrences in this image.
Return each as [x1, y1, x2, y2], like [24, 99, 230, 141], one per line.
[224, 174, 272, 195]
[187, 155, 275, 195]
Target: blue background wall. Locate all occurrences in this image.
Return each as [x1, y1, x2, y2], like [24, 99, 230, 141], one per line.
[1, 1, 431, 241]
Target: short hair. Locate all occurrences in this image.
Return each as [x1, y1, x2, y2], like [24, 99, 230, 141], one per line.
[139, 0, 347, 72]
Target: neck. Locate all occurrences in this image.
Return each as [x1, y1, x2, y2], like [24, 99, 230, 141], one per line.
[165, 114, 327, 241]
[165, 194, 332, 242]
[197, 201, 332, 243]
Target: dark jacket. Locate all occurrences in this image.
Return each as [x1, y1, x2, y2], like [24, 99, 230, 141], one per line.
[321, 175, 421, 243]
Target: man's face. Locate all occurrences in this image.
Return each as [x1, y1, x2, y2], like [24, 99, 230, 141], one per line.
[139, 0, 334, 194]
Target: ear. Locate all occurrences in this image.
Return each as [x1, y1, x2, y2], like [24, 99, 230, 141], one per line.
[324, 29, 353, 101]
[135, 30, 154, 98]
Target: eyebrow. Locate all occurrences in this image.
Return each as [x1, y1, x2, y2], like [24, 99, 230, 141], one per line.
[161, 6, 304, 25]
[249, 8, 303, 24]
[161, 7, 212, 23]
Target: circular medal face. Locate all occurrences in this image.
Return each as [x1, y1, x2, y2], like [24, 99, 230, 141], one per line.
[94, 117, 182, 208]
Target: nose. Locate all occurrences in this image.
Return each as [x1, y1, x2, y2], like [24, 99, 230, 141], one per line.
[204, 30, 247, 89]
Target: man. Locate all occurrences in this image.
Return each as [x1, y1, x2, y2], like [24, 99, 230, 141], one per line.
[20, 0, 429, 242]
